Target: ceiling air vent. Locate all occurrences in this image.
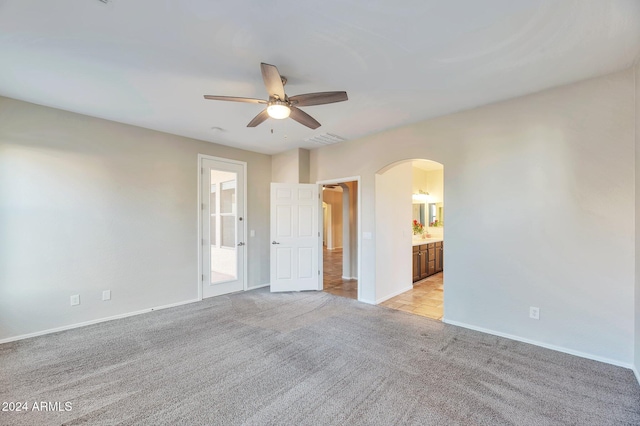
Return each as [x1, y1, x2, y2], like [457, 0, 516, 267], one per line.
[305, 133, 346, 146]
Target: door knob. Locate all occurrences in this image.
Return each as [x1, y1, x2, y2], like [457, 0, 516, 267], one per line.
[272, 241, 280, 245]
[237, 242, 245, 246]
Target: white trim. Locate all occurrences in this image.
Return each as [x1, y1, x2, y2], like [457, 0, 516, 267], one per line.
[197, 154, 248, 299]
[247, 283, 270, 290]
[375, 285, 413, 304]
[324, 202, 332, 249]
[197, 155, 203, 301]
[341, 276, 358, 280]
[242, 157, 248, 292]
[318, 176, 361, 186]
[317, 176, 362, 302]
[0, 298, 200, 345]
[633, 365, 640, 386]
[443, 319, 634, 369]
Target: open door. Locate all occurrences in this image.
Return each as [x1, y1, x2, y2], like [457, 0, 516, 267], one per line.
[270, 183, 321, 292]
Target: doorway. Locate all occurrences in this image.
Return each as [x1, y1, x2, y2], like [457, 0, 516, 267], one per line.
[318, 178, 359, 301]
[199, 155, 246, 299]
[375, 159, 445, 321]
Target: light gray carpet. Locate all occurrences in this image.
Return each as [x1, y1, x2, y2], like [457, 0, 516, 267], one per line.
[1, 288, 639, 425]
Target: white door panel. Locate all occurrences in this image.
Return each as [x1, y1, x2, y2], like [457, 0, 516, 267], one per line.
[201, 157, 245, 298]
[270, 183, 320, 292]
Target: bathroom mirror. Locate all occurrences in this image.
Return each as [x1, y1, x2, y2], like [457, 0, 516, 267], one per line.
[412, 203, 425, 225]
[428, 203, 436, 225]
[428, 203, 444, 226]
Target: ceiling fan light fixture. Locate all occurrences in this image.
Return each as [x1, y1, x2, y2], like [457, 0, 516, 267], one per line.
[203, 63, 347, 128]
[267, 101, 291, 119]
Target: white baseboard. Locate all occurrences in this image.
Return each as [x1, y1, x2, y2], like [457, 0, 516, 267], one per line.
[443, 319, 634, 370]
[633, 365, 640, 386]
[375, 285, 413, 304]
[0, 298, 200, 345]
[358, 298, 376, 305]
[341, 276, 358, 280]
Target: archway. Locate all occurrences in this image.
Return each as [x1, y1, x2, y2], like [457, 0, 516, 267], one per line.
[375, 159, 445, 320]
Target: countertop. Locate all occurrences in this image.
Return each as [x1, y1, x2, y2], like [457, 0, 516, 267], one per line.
[412, 238, 443, 246]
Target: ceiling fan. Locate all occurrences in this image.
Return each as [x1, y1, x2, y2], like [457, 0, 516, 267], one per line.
[203, 63, 348, 130]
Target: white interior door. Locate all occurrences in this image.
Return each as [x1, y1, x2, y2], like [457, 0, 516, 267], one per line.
[270, 183, 320, 292]
[201, 157, 245, 298]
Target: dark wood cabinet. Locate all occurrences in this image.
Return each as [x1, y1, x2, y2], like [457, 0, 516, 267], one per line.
[427, 243, 435, 276]
[435, 241, 443, 273]
[412, 241, 444, 283]
[412, 246, 420, 282]
[419, 244, 429, 280]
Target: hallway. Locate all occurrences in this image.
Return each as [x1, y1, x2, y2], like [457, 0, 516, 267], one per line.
[323, 248, 357, 299]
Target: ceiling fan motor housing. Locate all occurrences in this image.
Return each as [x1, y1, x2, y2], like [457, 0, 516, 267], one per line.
[267, 99, 291, 119]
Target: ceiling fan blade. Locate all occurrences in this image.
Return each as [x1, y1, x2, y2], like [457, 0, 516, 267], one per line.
[289, 91, 348, 107]
[203, 95, 267, 104]
[260, 63, 286, 100]
[247, 109, 270, 127]
[289, 107, 321, 129]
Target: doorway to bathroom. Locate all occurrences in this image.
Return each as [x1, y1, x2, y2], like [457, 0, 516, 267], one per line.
[376, 159, 445, 321]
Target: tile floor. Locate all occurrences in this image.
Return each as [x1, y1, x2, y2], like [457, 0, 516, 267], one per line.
[379, 273, 444, 320]
[322, 248, 358, 299]
[323, 247, 444, 321]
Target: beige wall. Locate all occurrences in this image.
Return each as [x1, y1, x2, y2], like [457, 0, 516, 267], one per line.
[311, 68, 636, 365]
[376, 162, 413, 303]
[271, 148, 310, 183]
[0, 96, 272, 341]
[426, 170, 443, 204]
[635, 63, 640, 379]
[412, 167, 429, 195]
[322, 188, 343, 249]
[271, 148, 300, 183]
[299, 148, 310, 184]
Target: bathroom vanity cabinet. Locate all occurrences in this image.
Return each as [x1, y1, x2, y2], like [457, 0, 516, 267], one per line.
[412, 241, 443, 283]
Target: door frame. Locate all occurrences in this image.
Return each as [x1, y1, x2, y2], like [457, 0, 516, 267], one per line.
[197, 154, 248, 301]
[317, 176, 362, 302]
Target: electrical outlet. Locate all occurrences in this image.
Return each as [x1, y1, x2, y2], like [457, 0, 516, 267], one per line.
[70, 295, 80, 306]
[529, 306, 540, 320]
[102, 290, 111, 301]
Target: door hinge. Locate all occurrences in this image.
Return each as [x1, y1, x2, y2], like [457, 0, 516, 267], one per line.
[318, 270, 320, 276]
[202, 203, 205, 210]
[201, 167, 204, 174]
[201, 274, 204, 281]
[202, 238, 205, 245]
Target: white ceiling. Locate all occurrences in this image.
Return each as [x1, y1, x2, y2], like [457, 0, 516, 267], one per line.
[1, 1, 639, 155]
